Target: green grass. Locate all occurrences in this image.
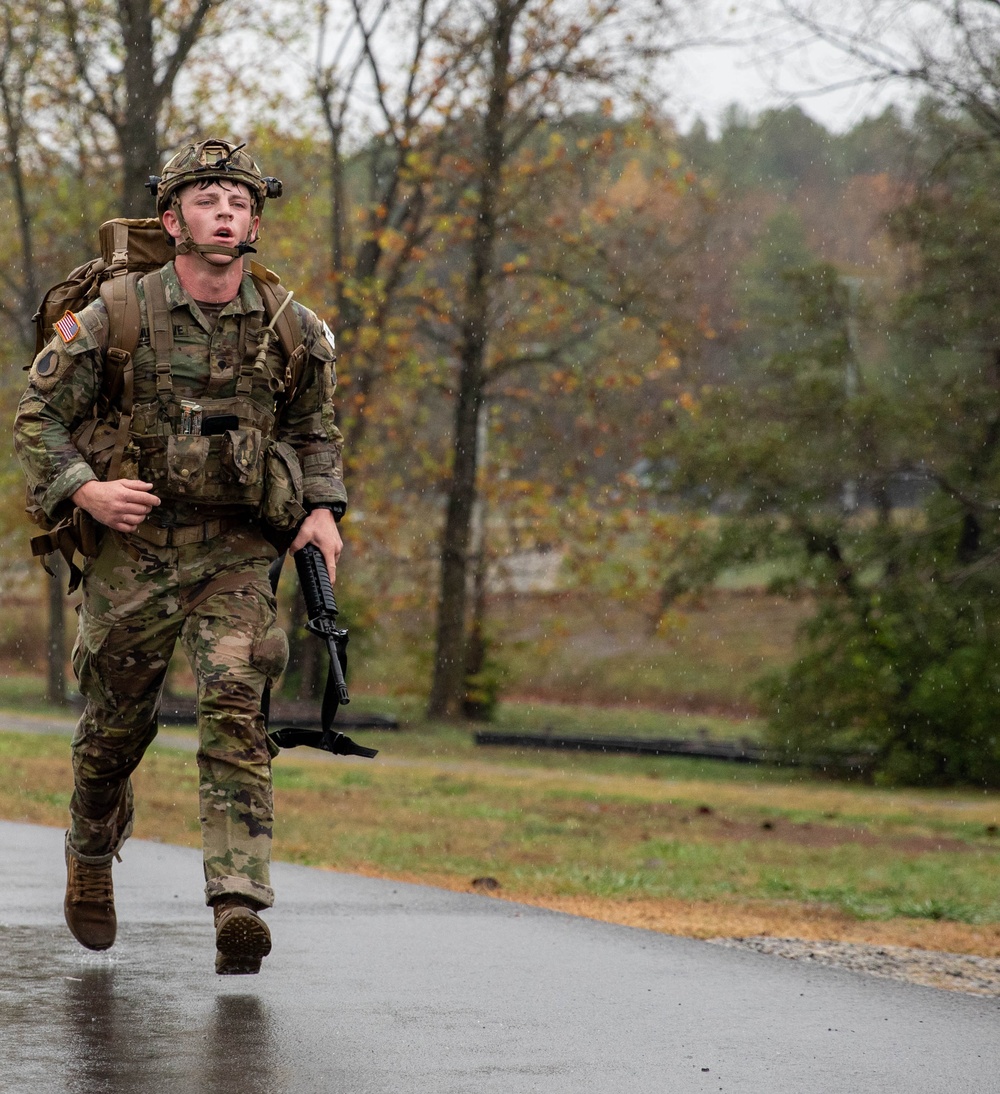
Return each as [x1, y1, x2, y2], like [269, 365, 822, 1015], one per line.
[2, 723, 999, 932]
[0, 672, 72, 713]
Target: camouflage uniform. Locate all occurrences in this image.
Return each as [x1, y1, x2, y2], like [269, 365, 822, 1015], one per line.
[14, 260, 347, 909]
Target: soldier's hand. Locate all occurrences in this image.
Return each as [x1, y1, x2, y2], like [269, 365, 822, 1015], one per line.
[290, 508, 343, 583]
[72, 479, 161, 533]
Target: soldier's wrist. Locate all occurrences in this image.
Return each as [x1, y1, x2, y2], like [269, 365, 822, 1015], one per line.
[304, 500, 346, 522]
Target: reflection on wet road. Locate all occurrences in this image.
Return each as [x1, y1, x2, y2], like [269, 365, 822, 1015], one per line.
[63, 966, 280, 1093]
[3, 926, 285, 1094]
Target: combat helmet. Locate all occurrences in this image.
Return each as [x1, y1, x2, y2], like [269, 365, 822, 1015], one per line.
[146, 138, 283, 260]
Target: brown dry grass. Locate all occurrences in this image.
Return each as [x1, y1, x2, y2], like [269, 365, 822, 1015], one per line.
[362, 588, 811, 709]
[499, 894, 1000, 957]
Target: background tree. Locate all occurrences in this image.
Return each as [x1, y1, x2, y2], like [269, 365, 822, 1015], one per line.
[277, 0, 707, 717]
[51, 0, 237, 210]
[636, 95, 1000, 785]
[776, 0, 1000, 141]
[309, 0, 478, 459]
[412, 0, 693, 717]
[0, 0, 46, 348]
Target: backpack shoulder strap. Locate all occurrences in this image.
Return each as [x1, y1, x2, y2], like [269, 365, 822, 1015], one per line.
[99, 269, 144, 357]
[96, 271, 146, 480]
[140, 267, 174, 404]
[96, 271, 143, 419]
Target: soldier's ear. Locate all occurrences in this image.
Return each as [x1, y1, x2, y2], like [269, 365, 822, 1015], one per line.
[247, 215, 260, 244]
[161, 208, 183, 243]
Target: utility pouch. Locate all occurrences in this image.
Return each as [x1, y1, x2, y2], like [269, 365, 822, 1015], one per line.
[165, 434, 209, 495]
[27, 505, 105, 594]
[220, 428, 264, 487]
[261, 441, 306, 532]
[74, 506, 103, 558]
[72, 418, 120, 480]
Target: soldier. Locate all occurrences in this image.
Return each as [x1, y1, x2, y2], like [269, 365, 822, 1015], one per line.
[13, 139, 347, 974]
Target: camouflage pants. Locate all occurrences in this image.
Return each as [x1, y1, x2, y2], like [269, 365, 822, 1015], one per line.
[68, 524, 288, 908]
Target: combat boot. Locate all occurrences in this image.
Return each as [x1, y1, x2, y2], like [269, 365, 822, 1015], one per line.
[64, 843, 116, 951]
[213, 897, 271, 975]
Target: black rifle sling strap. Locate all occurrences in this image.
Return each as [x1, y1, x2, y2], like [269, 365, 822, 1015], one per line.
[266, 545, 378, 760]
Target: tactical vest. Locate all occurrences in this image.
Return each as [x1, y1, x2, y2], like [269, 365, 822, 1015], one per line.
[87, 260, 307, 489]
[107, 267, 300, 512]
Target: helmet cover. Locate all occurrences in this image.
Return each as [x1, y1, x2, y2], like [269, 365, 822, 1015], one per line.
[152, 139, 279, 218]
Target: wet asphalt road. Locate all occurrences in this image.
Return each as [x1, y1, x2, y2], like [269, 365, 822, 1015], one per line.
[1, 820, 997, 1093]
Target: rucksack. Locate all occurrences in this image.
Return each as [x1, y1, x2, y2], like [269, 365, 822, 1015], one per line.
[33, 219, 173, 355]
[33, 217, 305, 375]
[29, 217, 310, 588]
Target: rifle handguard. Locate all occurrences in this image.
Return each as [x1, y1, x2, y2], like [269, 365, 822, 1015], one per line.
[296, 544, 340, 627]
[296, 543, 351, 706]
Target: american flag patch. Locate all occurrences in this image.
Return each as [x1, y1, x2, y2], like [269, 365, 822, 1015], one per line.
[54, 311, 81, 343]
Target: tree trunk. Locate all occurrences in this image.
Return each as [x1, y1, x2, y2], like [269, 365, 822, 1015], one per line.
[0, 11, 42, 344]
[462, 524, 492, 720]
[427, 354, 485, 715]
[114, 0, 222, 213]
[117, 0, 161, 213]
[9, 121, 39, 344]
[427, 3, 514, 717]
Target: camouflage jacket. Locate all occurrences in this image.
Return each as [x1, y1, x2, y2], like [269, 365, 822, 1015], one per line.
[14, 262, 347, 529]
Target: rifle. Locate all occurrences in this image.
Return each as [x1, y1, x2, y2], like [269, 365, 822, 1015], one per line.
[265, 543, 378, 759]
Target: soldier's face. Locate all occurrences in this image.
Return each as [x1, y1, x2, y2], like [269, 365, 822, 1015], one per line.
[164, 181, 260, 262]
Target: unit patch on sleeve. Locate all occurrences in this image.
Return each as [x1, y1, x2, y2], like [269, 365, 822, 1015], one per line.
[34, 350, 58, 378]
[54, 311, 81, 344]
[28, 346, 72, 393]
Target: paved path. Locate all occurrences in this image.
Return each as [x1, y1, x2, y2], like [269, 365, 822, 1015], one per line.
[1, 821, 997, 1093]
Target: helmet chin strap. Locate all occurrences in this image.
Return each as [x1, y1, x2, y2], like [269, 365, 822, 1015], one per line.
[169, 194, 258, 262]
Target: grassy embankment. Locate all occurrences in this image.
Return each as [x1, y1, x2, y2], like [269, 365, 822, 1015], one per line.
[1, 583, 998, 956]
